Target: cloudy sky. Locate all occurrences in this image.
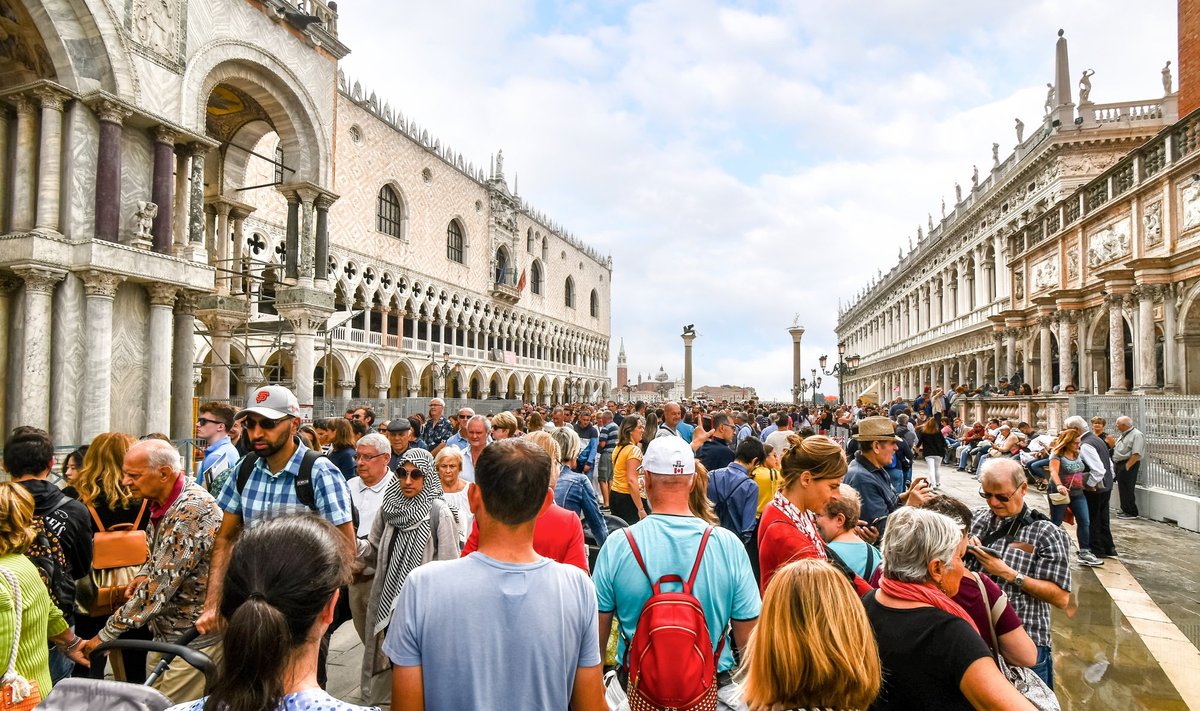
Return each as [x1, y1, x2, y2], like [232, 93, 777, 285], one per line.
[337, 0, 1177, 401]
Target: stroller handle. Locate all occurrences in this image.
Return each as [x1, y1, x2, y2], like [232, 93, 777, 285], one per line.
[96, 627, 215, 687]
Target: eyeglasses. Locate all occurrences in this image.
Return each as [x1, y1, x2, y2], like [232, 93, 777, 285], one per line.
[196, 418, 222, 427]
[396, 470, 426, 481]
[241, 416, 292, 431]
[354, 452, 388, 462]
[979, 488, 1020, 503]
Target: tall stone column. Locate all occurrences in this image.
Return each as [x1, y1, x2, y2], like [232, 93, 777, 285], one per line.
[975, 354, 986, 387]
[171, 291, 197, 441]
[787, 325, 804, 403]
[1005, 328, 1017, 379]
[34, 89, 66, 233]
[92, 101, 128, 242]
[15, 267, 65, 431]
[80, 271, 123, 441]
[1134, 285, 1157, 391]
[0, 109, 9, 232]
[0, 276, 19, 431]
[279, 305, 330, 410]
[682, 329, 697, 399]
[11, 96, 36, 232]
[339, 380, 355, 401]
[145, 285, 176, 435]
[1038, 316, 1054, 394]
[1163, 285, 1179, 392]
[200, 314, 236, 400]
[1107, 294, 1127, 392]
[315, 195, 333, 285]
[213, 203, 231, 293]
[184, 144, 207, 260]
[1058, 312, 1075, 390]
[992, 334, 1003, 384]
[284, 191, 300, 281]
[151, 127, 177, 254]
[173, 151, 189, 250]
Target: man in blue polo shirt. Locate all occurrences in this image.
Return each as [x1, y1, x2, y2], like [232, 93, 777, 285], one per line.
[593, 436, 760, 707]
[196, 401, 241, 488]
[196, 385, 354, 635]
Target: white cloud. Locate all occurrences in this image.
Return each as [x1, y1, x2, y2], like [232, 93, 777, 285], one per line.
[336, 0, 1178, 400]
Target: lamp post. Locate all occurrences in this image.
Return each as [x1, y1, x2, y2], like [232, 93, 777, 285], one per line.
[799, 369, 822, 408]
[431, 350, 461, 399]
[820, 341, 861, 405]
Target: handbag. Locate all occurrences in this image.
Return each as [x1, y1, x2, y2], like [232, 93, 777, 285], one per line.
[972, 574, 1061, 711]
[1, 567, 42, 711]
[76, 501, 149, 617]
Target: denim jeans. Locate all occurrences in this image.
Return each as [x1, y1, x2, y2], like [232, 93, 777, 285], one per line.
[942, 439, 959, 464]
[49, 646, 74, 683]
[1050, 493, 1090, 550]
[1032, 644, 1054, 690]
[1028, 458, 1050, 482]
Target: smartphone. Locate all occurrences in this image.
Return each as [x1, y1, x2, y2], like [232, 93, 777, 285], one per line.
[869, 515, 888, 528]
[969, 544, 1003, 558]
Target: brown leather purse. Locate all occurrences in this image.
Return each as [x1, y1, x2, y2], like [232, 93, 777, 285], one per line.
[76, 501, 149, 616]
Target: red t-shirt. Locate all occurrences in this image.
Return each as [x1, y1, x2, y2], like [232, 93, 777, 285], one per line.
[953, 572, 1023, 653]
[461, 502, 589, 573]
[757, 504, 872, 596]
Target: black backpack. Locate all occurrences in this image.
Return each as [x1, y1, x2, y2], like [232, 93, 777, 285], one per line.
[235, 450, 360, 531]
[26, 498, 73, 618]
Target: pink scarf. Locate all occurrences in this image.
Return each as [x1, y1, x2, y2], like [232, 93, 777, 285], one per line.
[880, 576, 980, 635]
[770, 490, 826, 561]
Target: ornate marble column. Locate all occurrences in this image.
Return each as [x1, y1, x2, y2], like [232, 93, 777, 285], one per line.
[1163, 285, 1179, 392]
[151, 127, 177, 254]
[0, 109, 9, 232]
[171, 291, 197, 441]
[974, 354, 986, 387]
[184, 144, 207, 259]
[992, 334, 1003, 384]
[33, 89, 67, 233]
[1058, 312, 1075, 390]
[1134, 285, 1157, 391]
[315, 195, 333, 285]
[144, 285, 176, 435]
[199, 312, 239, 400]
[11, 96, 37, 232]
[14, 267, 65, 431]
[80, 271, 123, 441]
[213, 203, 231, 293]
[279, 306, 327, 408]
[92, 101, 129, 242]
[0, 276, 19, 430]
[1038, 316, 1054, 394]
[284, 191, 300, 281]
[173, 151, 189, 250]
[1107, 294, 1128, 392]
[1005, 328, 1017, 379]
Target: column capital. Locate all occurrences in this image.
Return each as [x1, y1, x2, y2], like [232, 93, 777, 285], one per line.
[280, 307, 328, 335]
[14, 266, 66, 294]
[189, 142, 209, 157]
[80, 270, 124, 298]
[13, 94, 35, 115]
[91, 99, 132, 125]
[337, 380, 357, 391]
[147, 283, 178, 307]
[154, 125, 179, 145]
[32, 86, 68, 112]
[175, 289, 199, 314]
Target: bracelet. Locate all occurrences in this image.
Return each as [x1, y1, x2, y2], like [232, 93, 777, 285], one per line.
[58, 636, 83, 652]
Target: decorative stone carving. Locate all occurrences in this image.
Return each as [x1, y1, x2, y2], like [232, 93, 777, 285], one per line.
[133, 0, 179, 56]
[1032, 257, 1059, 291]
[80, 270, 124, 298]
[1078, 69, 1094, 104]
[955, 182, 962, 202]
[1066, 250, 1079, 280]
[1015, 118, 1025, 143]
[1044, 83, 1055, 114]
[972, 165, 979, 188]
[992, 142, 999, 164]
[1163, 61, 1173, 95]
[147, 284, 177, 307]
[133, 201, 158, 241]
[14, 266, 66, 295]
[1181, 182, 1200, 232]
[1014, 271, 1025, 300]
[1087, 218, 1131, 267]
[1143, 201, 1163, 247]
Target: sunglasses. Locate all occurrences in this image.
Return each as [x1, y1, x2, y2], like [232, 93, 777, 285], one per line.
[397, 470, 426, 481]
[196, 418, 222, 427]
[979, 488, 1020, 503]
[241, 416, 292, 431]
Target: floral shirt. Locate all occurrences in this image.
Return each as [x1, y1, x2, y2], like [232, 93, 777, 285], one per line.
[423, 416, 456, 450]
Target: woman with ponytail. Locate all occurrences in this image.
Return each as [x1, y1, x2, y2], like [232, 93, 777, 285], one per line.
[167, 515, 373, 711]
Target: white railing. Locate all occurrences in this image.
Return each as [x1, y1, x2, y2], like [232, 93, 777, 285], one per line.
[386, 335, 399, 348]
[1089, 100, 1165, 124]
[368, 332, 382, 346]
[416, 340, 428, 352]
[349, 328, 366, 344]
[332, 326, 347, 341]
[455, 346, 465, 357]
[403, 337, 414, 350]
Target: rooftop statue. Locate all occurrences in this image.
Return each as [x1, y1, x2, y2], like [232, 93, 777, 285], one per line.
[1163, 61, 1173, 94]
[1079, 69, 1095, 103]
[1015, 118, 1025, 143]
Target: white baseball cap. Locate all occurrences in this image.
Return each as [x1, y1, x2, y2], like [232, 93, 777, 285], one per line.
[641, 436, 696, 476]
[239, 385, 301, 420]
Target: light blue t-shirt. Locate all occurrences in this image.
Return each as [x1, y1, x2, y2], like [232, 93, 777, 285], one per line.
[676, 421, 695, 443]
[168, 689, 376, 711]
[383, 552, 600, 711]
[827, 540, 882, 579]
[593, 514, 762, 673]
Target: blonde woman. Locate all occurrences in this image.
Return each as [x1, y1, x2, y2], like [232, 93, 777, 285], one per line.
[739, 559, 880, 711]
[434, 447, 472, 544]
[71, 432, 151, 681]
[688, 462, 719, 525]
[490, 411, 520, 439]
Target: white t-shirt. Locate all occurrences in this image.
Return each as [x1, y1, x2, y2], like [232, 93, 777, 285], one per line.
[348, 472, 395, 538]
[765, 429, 795, 455]
[442, 486, 473, 544]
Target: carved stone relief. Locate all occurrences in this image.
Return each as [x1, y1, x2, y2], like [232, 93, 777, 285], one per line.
[1032, 257, 1059, 291]
[128, 0, 185, 63]
[1014, 271, 1025, 300]
[1066, 249, 1079, 280]
[1086, 217, 1131, 268]
[1143, 201, 1163, 247]
[1182, 182, 1200, 232]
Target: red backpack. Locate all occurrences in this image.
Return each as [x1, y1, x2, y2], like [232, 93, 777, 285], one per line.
[622, 527, 722, 711]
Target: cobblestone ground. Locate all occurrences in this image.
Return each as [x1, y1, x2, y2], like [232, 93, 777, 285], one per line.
[323, 461, 1200, 710]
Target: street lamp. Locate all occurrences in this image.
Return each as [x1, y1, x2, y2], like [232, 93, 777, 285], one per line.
[431, 350, 461, 398]
[820, 341, 861, 404]
[799, 369, 822, 407]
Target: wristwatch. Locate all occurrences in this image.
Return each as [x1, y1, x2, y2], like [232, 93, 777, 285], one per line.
[1012, 573, 1026, 589]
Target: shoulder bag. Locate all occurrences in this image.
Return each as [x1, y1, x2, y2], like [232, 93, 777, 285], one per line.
[76, 500, 150, 617]
[972, 573, 1061, 711]
[0, 567, 41, 710]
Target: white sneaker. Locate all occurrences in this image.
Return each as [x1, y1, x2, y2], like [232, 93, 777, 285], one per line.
[1078, 551, 1104, 567]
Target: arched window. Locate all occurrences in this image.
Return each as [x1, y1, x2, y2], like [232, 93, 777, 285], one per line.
[531, 260, 544, 295]
[526, 228, 534, 253]
[495, 247, 510, 284]
[590, 289, 599, 317]
[376, 186, 404, 238]
[564, 276, 575, 308]
[447, 220, 464, 263]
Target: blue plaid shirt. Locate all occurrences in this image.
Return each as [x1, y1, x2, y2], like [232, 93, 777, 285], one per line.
[216, 441, 353, 530]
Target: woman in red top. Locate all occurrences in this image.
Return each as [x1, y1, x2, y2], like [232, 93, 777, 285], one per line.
[758, 435, 871, 595]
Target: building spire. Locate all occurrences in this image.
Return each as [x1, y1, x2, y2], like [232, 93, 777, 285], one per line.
[1053, 29, 1074, 125]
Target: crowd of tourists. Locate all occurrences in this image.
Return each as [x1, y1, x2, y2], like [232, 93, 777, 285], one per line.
[0, 384, 1147, 710]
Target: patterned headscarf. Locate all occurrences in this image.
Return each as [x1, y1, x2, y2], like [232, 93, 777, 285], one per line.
[374, 448, 444, 634]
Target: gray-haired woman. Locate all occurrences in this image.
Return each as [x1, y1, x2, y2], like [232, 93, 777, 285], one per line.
[355, 448, 460, 705]
[863, 507, 1034, 711]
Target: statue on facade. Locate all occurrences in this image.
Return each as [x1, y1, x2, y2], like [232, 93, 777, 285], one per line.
[955, 182, 962, 202]
[1078, 69, 1095, 103]
[917, 225, 924, 241]
[971, 165, 979, 189]
[1044, 83, 1055, 115]
[1163, 61, 1173, 94]
[134, 201, 157, 240]
[1015, 118, 1025, 143]
[992, 143, 1000, 165]
[941, 197, 945, 217]
[928, 213, 933, 232]
[908, 235, 914, 251]
[495, 149, 505, 178]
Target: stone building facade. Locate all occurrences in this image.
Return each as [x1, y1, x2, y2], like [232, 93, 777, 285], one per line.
[836, 32, 1200, 404]
[0, 0, 612, 446]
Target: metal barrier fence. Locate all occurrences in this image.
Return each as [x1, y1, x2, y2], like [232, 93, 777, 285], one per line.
[1069, 394, 1200, 498]
[310, 397, 524, 421]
